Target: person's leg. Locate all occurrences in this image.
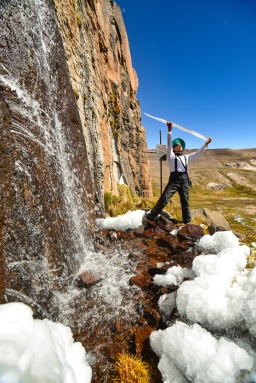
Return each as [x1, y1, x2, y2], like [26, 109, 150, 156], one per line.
[147, 174, 180, 219]
[178, 174, 191, 224]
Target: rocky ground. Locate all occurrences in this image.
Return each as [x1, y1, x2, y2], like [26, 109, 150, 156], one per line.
[75, 212, 230, 383]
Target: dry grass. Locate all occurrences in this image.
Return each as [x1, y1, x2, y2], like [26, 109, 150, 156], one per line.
[104, 185, 141, 217]
[112, 353, 151, 383]
[246, 252, 256, 269]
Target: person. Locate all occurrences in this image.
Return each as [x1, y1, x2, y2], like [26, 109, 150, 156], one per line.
[147, 121, 212, 224]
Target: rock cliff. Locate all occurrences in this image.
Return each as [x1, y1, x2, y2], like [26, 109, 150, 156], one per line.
[54, 0, 152, 203]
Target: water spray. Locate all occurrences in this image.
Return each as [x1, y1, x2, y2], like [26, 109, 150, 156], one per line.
[144, 113, 208, 140]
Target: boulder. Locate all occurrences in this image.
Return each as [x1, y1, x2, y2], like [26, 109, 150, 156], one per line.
[208, 225, 227, 235]
[206, 182, 228, 191]
[155, 215, 174, 232]
[177, 224, 204, 242]
[78, 271, 103, 287]
[191, 208, 230, 230]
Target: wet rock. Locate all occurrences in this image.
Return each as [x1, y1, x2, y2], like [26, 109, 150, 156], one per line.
[134, 225, 144, 236]
[155, 226, 168, 236]
[171, 251, 197, 268]
[124, 229, 136, 238]
[129, 272, 152, 289]
[143, 228, 157, 237]
[142, 217, 157, 229]
[156, 234, 179, 249]
[108, 230, 125, 241]
[176, 240, 195, 251]
[62, 216, 238, 382]
[4, 288, 49, 319]
[132, 322, 154, 354]
[143, 306, 161, 327]
[78, 271, 103, 287]
[148, 263, 172, 277]
[143, 282, 166, 298]
[155, 215, 174, 232]
[177, 224, 204, 242]
[94, 242, 110, 252]
[208, 225, 227, 235]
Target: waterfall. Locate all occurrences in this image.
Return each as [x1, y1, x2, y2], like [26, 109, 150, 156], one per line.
[0, 0, 95, 317]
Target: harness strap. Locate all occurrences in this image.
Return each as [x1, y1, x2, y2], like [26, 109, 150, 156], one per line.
[175, 156, 187, 172]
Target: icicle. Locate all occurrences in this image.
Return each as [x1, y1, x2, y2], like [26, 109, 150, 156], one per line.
[144, 113, 208, 140]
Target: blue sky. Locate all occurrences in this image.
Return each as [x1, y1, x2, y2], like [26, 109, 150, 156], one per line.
[115, 0, 256, 149]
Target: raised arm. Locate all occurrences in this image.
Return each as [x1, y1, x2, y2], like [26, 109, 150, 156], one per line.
[205, 137, 212, 146]
[167, 121, 172, 132]
[187, 136, 212, 162]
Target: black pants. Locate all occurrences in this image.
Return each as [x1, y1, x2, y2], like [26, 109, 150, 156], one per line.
[151, 172, 191, 223]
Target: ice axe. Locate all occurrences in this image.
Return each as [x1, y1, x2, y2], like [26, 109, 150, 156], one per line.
[144, 113, 208, 140]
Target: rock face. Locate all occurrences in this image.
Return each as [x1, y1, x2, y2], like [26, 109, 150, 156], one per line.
[54, 0, 152, 202]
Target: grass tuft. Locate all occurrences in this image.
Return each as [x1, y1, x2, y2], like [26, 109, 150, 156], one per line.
[104, 185, 137, 217]
[112, 352, 151, 383]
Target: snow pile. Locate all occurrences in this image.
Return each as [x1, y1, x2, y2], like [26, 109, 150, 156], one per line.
[150, 322, 256, 383]
[158, 293, 177, 322]
[177, 232, 252, 330]
[154, 265, 195, 287]
[0, 302, 92, 383]
[197, 231, 240, 254]
[96, 209, 145, 231]
[150, 231, 256, 382]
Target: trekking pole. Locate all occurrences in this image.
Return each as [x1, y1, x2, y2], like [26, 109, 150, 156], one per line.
[144, 113, 208, 140]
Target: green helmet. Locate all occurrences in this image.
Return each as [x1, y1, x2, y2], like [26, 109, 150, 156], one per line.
[172, 138, 185, 151]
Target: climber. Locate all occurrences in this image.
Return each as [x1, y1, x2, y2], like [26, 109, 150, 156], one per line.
[146, 121, 212, 224]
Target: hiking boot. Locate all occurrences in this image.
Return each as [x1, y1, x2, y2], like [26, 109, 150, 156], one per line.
[145, 211, 157, 221]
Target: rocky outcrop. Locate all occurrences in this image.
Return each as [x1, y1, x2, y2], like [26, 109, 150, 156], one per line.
[226, 172, 256, 190]
[54, 0, 152, 202]
[191, 208, 230, 230]
[206, 182, 229, 191]
[225, 160, 256, 170]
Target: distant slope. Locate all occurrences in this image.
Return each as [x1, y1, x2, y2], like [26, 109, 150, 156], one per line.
[149, 148, 256, 187]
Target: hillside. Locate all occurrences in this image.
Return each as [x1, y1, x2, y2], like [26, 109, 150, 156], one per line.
[148, 148, 256, 238]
